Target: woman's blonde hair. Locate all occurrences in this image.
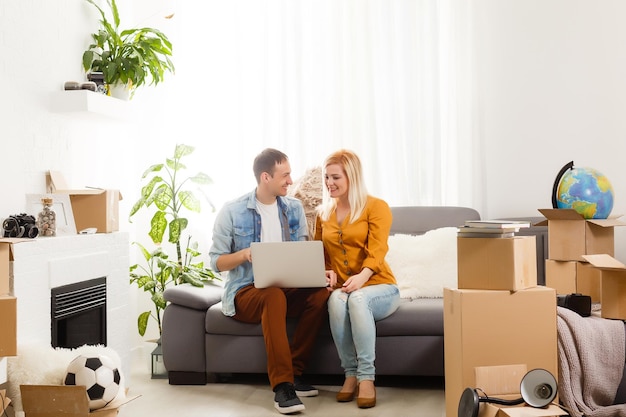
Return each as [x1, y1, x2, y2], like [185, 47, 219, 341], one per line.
[318, 149, 368, 223]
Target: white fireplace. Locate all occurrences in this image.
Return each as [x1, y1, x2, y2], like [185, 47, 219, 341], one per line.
[10, 232, 131, 378]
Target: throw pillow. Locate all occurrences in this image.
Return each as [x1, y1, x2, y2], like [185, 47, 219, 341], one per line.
[386, 227, 458, 299]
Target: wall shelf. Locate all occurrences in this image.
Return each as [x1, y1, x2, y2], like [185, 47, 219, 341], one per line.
[50, 90, 132, 121]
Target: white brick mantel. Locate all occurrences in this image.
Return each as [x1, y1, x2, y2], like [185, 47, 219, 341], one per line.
[10, 232, 131, 377]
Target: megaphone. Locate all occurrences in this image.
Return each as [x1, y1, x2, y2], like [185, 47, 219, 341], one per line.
[458, 368, 558, 417]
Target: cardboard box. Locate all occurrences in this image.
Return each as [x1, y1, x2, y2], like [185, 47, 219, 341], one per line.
[457, 236, 537, 291]
[538, 209, 626, 261]
[0, 296, 17, 357]
[0, 243, 9, 295]
[20, 385, 139, 417]
[545, 259, 602, 303]
[47, 171, 122, 233]
[0, 238, 36, 296]
[0, 389, 10, 414]
[470, 365, 565, 417]
[582, 254, 626, 320]
[443, 286, 558, 417]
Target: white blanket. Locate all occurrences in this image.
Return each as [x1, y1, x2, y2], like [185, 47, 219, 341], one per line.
[386, 227, 458, 299]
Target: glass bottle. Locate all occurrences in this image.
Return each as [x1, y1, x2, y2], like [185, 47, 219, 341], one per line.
[37, 197, 56, 237]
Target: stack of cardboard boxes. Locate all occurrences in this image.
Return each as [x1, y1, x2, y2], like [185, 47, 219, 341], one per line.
[444, 230, 561, 417]
[0, 240, 17, 414]
[540, 208, 626, 320]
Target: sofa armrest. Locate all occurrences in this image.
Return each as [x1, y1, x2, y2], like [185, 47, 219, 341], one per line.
[164, 282, 223, 311]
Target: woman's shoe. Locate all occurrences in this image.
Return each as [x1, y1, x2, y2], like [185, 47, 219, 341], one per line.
[336, 377, 358, 402]
[336, 390, 356, 402]
[356, 381, 376, 409]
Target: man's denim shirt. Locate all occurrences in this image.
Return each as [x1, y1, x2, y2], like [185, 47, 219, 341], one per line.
[209, 189, 309, 317]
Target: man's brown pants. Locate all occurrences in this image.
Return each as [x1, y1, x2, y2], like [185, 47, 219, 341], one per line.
[234, 285, 330, 389]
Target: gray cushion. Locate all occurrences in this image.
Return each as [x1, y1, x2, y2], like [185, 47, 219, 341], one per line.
[164, 283, 223, 310]
[205, 298, 444, 337]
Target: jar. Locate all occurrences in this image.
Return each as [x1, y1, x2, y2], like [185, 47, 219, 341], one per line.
[37, 197, 56, 237]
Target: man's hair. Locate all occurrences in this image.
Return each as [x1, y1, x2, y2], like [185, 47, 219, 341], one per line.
[253, 148, 289, 183]
[318, 149, 369, 223]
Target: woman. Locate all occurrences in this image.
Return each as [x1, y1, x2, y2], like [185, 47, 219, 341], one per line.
[314, 149, 401, 409]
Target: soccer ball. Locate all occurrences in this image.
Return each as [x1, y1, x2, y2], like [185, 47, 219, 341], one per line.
[64, 354, 121, 410]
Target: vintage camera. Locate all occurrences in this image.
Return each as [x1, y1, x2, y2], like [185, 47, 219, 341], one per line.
[2, 213, 39, 238]
[557, 293, 591, 317]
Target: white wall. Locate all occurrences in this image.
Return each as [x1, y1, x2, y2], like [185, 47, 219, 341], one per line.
[0, 0, 182, 349]
[473, 0, 626, 260]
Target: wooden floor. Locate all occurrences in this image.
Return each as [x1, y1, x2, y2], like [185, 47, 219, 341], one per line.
[117, 348, 447, 417]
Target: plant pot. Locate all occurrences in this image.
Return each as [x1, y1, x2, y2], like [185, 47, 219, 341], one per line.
[108, 83, 131, 100]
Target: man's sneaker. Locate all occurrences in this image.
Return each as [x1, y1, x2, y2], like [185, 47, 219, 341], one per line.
[274, 382, 305, 414]
[294, 375, 319, 397]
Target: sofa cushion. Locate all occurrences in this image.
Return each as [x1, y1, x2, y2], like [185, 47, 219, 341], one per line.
[205, 298, 443, 337]
[164, 283, 223, 310]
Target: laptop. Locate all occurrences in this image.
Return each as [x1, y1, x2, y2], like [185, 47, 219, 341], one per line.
[251, 240, 328, 288]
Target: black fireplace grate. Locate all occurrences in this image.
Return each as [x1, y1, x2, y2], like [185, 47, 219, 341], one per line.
[51, 277, 107, 348]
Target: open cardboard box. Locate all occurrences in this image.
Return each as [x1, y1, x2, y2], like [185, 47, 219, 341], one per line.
[537, 209, 626, 261]
[46, 171, 122, 233]
[444, 287, 558, 417]
[0, 389, 11, 414]
[0, 238, 34, 296]
[0, 295, 17, 357]
[471, 365, 566, 417]
[582, 253, 626, 319]
[20, 385, 139, 417]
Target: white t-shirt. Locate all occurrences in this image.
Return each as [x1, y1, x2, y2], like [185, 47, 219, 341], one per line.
[256, 199, 282, 242]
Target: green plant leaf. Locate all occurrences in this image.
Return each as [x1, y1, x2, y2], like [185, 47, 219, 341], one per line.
[190, 172, 213, 185]
[178, 191, 201, 213]
[175, 144, 195, 158]
[141, 164, 164, 178]
[138, 311, 150, 336]
[149, 211, 167, 244]
[153, 184, 172, 211]
[168, 218, 188, 244]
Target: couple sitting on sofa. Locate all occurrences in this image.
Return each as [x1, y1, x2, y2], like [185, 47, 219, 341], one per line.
[209, 148, 400, 414]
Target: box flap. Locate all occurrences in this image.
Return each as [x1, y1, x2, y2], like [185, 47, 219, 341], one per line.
[20, 385, 89, 417]
[582, 254, 626, 270]
[475, 364, 527, 396]
[497, 404, 568, 416]
[0, 389, 10, 414]
[537, 208, 624, 227]
[20, 385, 139, 417]
[587, 217, 626, 227]
[538, 208, 584, 221]
[47, 171, 123, 200]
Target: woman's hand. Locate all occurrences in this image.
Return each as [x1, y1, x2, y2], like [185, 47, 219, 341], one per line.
[341, 268, 373, 293]
[325, 270, 338, 291]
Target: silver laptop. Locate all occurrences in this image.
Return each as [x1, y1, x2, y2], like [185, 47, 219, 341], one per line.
[251, 241, 327, 288]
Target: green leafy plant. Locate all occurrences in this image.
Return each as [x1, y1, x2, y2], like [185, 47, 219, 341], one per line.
[129, 144, 220, 336]
[82, 0, 175, 96]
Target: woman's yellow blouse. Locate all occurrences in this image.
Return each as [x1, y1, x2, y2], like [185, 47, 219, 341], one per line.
[314, 196, 397, 288]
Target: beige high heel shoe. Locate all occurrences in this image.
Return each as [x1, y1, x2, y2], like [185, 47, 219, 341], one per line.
[356, 380, 376, 409]
[336, 377, 358, 402]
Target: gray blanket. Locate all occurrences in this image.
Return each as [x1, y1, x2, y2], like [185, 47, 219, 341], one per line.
[557, 306, 626, 417]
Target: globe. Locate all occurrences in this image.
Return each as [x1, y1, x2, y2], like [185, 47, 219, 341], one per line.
[554, 164, 614, 219]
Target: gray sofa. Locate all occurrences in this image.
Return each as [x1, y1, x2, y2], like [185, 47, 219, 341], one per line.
[161, 206, 548, 385]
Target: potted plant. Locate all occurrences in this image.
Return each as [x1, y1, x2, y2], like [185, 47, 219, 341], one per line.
[129, 144, 220, 337]
[82, 0, 175, 99]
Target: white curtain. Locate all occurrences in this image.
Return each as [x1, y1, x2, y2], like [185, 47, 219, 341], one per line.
[150, 0, 479, 210]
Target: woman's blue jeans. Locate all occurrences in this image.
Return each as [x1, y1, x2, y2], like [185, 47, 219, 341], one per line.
[327, 284, 400, 382]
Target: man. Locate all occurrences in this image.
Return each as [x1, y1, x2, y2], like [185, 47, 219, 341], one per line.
[209, 148, 331, 414]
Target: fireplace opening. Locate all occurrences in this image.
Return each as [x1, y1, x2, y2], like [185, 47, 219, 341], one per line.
[51, 277, 107, 348]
